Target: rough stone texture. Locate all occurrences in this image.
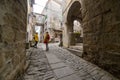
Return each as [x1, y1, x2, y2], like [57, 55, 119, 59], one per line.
[45, 43, 119, 80]
[81, 0, 120, 79]
[0, 0, 27, 80]
[62, 0, 120, 79]
[23, 43, 118, 80]
[23, 46, 56, 80]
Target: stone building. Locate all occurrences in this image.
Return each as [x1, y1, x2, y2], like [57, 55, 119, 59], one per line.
[62, 0, 120, 78]
[41, 0, 62, 42]
[27, 0, 35, 48]
[33, 13, 46, 42]
[0, 0, 27, 80]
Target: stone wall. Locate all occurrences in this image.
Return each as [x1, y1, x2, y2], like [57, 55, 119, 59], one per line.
[82, 0, 120, 78]
[0, 0, 27, 80]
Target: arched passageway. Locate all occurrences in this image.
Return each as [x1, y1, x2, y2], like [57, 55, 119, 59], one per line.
[0, 0, 120, 79]
[63, 0, 120, 78]
[63, 1, 83, 48]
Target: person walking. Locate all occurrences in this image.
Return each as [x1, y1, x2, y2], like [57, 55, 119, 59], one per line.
[44, 32, 50, 51]
[33, 32, 39, 48]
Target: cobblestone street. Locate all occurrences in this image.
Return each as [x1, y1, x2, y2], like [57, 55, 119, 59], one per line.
[24, 43, 119, 80]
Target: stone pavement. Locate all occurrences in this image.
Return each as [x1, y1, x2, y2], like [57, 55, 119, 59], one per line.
[23, 43, 119, 80]
[24, 47, 56, 80]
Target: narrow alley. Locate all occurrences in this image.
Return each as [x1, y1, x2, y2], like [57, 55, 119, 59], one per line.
[23, 43, 118, 80]
[0, 0, 120, 80]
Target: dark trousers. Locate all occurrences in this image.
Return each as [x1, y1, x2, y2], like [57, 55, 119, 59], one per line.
[34, 41, 38, 48]
[46, 43, 49, 51]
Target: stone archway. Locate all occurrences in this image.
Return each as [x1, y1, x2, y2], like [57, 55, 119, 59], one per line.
[63, 0, 120, 78]
[63, 1, 82, 47]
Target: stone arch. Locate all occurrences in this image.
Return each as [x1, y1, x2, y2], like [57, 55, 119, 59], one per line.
[62, 0, 120, 78]
[63, 0, 82, 23]
[63, 0, 83, 47]
[67, 1, 82, 24]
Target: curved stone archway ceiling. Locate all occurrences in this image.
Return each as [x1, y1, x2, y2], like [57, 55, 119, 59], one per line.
[67, 1, 82, 22]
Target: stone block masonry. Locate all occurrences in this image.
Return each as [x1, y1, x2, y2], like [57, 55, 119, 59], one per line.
[62, 0, 120, 78]
[0, 0, 27, 80]
[82, 0, 120, 78]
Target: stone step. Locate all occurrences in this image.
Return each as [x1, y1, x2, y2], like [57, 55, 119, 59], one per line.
[66, 48, 83, 57]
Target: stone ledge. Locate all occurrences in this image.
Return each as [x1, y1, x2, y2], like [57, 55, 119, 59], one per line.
[65, 48, 83, 57]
